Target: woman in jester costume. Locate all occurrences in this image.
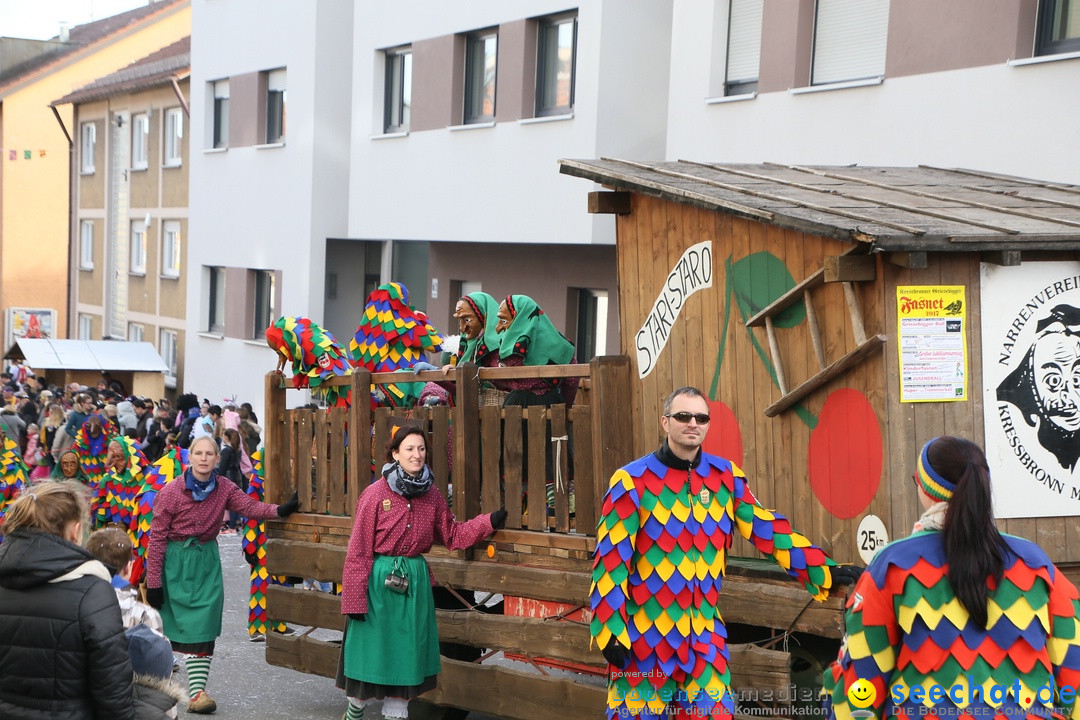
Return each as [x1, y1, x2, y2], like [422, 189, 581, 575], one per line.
[242, 448, 288, 640]
[95, 436, 149, 531]
[591, 387, 860, 719]
[0, 429, 28, 539]
[129, 445, 188, 587]
[822, 436, 1080, 720]
[266, 315, 353, 408]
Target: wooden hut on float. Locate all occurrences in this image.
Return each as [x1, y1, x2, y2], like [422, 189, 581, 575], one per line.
[558, 159, 1080, 581]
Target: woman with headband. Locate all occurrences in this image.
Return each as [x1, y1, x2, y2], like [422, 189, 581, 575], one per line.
[822, 436, 1080, 720]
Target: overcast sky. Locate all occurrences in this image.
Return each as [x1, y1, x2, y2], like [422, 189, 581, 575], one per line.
[0, 0, 150, 41]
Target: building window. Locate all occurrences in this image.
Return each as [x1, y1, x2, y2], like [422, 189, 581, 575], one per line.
[725, 0, 763, 95]
[535, 13, 576, 116]
[464, 29, 497, 123]
[384, 47, 412, 133]
[252, 270, 275, 338]
[811, 0, 890, 86]
[164, 107, 183, 166]
[1037, 0, 1080, 55]
[208, 266, 225, 333]
[128, 323, 144, 342]
[80, 122, 96, 174]
[575, 289, 608, 361]
[131, 113, 149, 170]
[130, 221, 146, 275]
[212, 79, 230, 148]
[162, 220, 181, 278]
[78, 314, 93, 340]
[160, 329, 178, 388]
[265, 68, 286, 143]
[79, 220, 94, 270]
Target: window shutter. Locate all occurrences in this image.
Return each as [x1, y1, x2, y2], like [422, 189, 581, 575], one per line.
[726, 0, 764, 85]
[812, 0, 890, 85]
[268, 69, 287, 92]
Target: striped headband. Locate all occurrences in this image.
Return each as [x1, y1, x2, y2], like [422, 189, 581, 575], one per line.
[461, 295, 485, 322]
[916, 438, 956, 501]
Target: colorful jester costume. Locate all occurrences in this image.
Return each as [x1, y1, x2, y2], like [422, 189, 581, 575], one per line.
[129, 446, 188, 586]
[243, 448, 288, 638]
[590, 443, 839, 719]
[73, 419, 115, 490]
[266, 315, 353, 408]
[822, 531, 1080, 720]
[95, 436, 149, 530]
[0, 432, 28, 538]
[350, 282, 443, 408]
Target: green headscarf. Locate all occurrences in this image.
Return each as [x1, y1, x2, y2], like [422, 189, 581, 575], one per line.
[496, 294, 575, 366]
[458, 291, 501, 364]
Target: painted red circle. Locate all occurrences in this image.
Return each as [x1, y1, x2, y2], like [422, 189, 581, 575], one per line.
[808, 389, 882, 519]
[702, 399, 743, 467]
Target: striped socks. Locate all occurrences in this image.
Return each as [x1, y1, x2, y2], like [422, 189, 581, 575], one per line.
[344, 697, 365, 720]
[184, 654, 212, 699]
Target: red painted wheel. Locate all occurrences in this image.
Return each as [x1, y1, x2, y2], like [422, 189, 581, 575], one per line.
[808, 389, 882, 519]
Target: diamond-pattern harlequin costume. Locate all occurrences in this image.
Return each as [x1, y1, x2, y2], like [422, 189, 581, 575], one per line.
[130, 446, 188, 587]
[243, 448, 287, 638]
[0, 432, 28, 537]
[266, 315, 353, 408]
[822, 531, 1080, 720]
[591, 443, 839, 719]
[95, 436, 149, 531]
[350, 282, 443, 408]
[73, 419, 116, 492]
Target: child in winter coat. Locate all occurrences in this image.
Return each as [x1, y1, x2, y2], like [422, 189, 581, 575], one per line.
[86, 526, 165, 635]
[126, 623, 186, 719]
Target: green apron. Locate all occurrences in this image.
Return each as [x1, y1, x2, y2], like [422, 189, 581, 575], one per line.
[160, 537, 224, 644]
[343, 555, 441, 686]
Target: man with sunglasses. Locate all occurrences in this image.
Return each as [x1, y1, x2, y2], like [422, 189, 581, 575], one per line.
[590, 386, 861, 719]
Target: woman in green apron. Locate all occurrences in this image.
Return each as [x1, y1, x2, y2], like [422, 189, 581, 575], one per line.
[144, 436, 298, 714]
[337, 425, 506, 720]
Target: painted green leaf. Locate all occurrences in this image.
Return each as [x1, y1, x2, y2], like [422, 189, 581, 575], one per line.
[730, 251, 805, 328]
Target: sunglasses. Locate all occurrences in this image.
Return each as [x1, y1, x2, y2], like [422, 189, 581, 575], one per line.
[666, 412, 711, 424]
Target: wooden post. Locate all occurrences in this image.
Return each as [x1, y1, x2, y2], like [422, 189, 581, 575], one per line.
[588, 356, 633, 518]
[453, 363, 481, 521]
[264, 372, 287, 504]
[349, 369, 371, 516]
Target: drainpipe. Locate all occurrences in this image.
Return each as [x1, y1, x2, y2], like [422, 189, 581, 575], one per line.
[170, 76, 189, 117]
[51, 105, 74, 338]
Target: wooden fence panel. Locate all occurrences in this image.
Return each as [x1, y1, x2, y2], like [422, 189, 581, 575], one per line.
[526, 406, 547, 531]
[570, 404, 595, 534]
[328, 407, 346, 515]
[480, 405, 501, 514]
[430, 406, 450, 500]
[503, 405, 524, 529]
[550, 404, 570, 533]
[313, 410, 328, 515]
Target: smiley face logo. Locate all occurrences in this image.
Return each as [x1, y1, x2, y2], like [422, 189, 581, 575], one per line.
[847, 679, 877, 709]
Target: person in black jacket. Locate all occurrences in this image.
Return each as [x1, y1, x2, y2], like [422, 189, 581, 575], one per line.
[0, 480, 136, 719]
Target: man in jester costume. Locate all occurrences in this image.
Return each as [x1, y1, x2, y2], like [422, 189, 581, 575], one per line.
[350, 282, 444, 409]
[73, 414, 116, 490]
[242, 448, 289, 640]
[591, 386, 860, 719]
[822, 436, 1080, 720]
[95, 436, 149, 531]
[266, 315, 353, 408]
[129, 445, 188, 586]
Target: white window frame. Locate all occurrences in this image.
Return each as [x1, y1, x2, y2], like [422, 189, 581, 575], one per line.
[383, 48, 412, 133]
[132, 112, 149, 170]
[725, 0, 764, 96]
[535, 12, 577, 116]
[265, 68, 286, 144]
[162, 220, 181, 278]
[130, 221, 146, 275]
[78, 314, 93, 340]
[128, 323, 144, 342]
[79, 220, 94, 270]
[164, 107, 183, 167]
[212, 80, 230, 149]
[208, 266, 226, 333]
[80, 122, 96, 174]
[463, 29, 498, 124]
[811, 0, 890, 86]
[252, 269, 276, 339]
[160, 329, 178, 388]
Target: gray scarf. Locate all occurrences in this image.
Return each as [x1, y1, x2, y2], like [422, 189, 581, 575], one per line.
[382, 461, 434, 498]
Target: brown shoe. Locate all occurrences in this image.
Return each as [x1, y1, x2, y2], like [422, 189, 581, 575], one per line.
[188, 690, 217, 714]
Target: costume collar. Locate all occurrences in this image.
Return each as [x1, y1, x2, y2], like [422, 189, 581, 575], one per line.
[654, 439, 702, 471]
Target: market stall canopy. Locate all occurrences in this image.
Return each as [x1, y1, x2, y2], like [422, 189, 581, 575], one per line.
[3, 339, 168, 372]
[558, 160, 1080, 252]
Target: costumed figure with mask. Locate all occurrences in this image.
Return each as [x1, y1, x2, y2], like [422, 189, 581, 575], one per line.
[266, 316, 353, 409]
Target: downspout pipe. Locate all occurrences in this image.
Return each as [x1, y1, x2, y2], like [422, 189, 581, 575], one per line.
[51, 104, 75, 339]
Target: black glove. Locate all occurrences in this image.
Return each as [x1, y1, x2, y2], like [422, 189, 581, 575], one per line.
[602, 640, 629, 669]
[831, 564, 866, 587]
[277, 491, 300, 518]
[243, 546, 259, 565]
[490, 509, 507, 530]
[349, 613, 366, 622]
[146, 586, 164, 609]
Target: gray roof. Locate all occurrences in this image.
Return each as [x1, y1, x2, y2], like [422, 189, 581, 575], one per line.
[558, 159, 1080, 252]
[52, 36, 189, 106]
[4, 339, 168, 372]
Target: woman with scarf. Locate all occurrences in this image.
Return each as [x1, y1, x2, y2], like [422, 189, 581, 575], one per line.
[144, 435, 298, 714]
[337, 425, 506, 720]
[822, 436, 1080, 720]
[494, 294, 579, 408]
[51, 448, 90, 483]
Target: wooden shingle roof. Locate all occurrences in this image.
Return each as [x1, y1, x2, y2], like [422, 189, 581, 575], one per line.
[558, 159, 1080, 252]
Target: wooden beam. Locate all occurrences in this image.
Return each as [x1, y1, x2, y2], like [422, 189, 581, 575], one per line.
[265, 632, 340, 679]
[267, 584, 344, 631]
[765, 317, 788, 396]
[264, 372, 287, 504]
[435, 609, 598, 665]
[824, 254, 876, 282]
[587, 190, 631, 215]
[888, 251, 927, 269]
[764, 334, 887, 418]
[981, 250, 1022, 266]
[843, 282, 867, 345]
[804, 291, 826, 371]
[745, 269, 824, 327]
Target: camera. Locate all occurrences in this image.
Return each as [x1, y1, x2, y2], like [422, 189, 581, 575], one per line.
[384, 572, 409, 594]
